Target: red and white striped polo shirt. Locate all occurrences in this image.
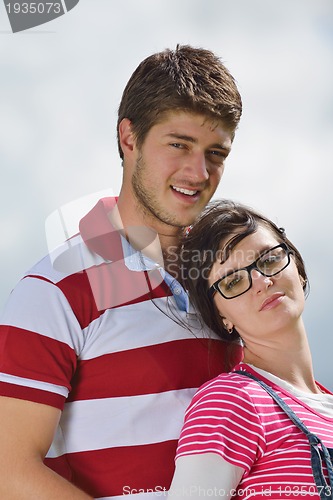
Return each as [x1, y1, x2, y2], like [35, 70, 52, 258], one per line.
[0, 198, 240, 499]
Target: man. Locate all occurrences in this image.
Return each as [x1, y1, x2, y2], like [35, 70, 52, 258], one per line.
[0, 45, 242, 499]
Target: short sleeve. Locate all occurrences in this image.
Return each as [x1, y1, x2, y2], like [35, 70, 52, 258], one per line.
[0, 275, 81, 409]
[176, 374, 266, 472]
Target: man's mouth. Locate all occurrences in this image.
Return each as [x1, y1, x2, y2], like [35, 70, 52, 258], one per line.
[171, 186, 199, 196]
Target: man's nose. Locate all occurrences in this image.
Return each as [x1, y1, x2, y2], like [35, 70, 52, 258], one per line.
[183, 153, 209, 182]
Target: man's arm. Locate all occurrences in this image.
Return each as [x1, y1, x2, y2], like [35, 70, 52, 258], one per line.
[0, 396, 93, 500]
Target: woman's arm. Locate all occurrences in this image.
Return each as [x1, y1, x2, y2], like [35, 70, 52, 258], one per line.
[168, 453, 244, 499]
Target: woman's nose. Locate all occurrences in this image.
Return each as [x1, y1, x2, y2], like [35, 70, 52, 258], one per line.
[251, 269, 273, 293]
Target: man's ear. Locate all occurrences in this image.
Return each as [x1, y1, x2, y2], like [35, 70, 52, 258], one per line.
[118, 118, 136, 157]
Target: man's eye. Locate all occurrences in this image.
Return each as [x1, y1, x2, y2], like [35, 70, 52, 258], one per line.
[208, 150, 226, 162]
[170, 143, 184, 149]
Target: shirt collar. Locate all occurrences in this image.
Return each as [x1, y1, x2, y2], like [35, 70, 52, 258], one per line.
[79, 197, 190, 312]
[79, 197, 162, 270]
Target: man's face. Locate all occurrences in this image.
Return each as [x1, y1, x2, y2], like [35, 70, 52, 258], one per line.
[129, 111, 234, 232]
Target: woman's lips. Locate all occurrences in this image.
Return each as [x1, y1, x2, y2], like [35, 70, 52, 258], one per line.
[260, 292, 285, 311]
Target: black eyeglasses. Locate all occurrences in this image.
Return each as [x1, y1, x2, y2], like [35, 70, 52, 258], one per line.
[209, 243, 291, 300]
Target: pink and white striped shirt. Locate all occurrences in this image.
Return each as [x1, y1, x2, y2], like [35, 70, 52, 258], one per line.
[176, 363, 333, 499]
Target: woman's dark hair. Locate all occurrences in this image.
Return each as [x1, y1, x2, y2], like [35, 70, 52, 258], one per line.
[180, 200, 309, 347]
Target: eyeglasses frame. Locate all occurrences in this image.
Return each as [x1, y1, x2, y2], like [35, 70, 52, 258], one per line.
[209, 242, 291, 300]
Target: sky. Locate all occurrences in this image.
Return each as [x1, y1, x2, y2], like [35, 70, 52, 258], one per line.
[1, 0, 333, 387]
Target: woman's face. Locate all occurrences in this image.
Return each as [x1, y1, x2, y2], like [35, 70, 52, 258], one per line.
[208, 225, 305, 343]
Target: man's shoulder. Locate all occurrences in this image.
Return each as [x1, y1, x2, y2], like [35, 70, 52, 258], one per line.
[24, 233, 94, 285]
[28, 197, 122, 285]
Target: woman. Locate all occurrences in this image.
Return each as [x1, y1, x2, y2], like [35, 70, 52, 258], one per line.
[169, 200, 333, 500]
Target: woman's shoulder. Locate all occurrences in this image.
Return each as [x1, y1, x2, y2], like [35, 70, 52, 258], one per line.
[190, 363, 264, 405]
[183, 363, 270, 427]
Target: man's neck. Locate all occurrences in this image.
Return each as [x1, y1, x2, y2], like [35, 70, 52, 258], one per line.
[108, 199, 183, 275]
[161, 242, 182, 279]
[113, 192, 182, 275]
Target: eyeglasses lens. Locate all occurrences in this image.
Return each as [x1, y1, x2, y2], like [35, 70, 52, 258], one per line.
[257, 246, 289, 277]
[218, 270, 250, 298]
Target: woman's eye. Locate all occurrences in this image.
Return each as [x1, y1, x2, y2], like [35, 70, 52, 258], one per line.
[225, 275, 242, 290]
[262, 254, 281, 266]
[263, 256, 276, 264]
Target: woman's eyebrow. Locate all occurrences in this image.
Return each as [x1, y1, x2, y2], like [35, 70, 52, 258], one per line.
[218, 245, 276, 269]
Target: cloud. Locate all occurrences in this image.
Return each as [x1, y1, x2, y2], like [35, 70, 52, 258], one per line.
[1, 0, 332, 386]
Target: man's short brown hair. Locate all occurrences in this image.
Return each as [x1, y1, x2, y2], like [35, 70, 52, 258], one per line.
[117, 44, 242, 159]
